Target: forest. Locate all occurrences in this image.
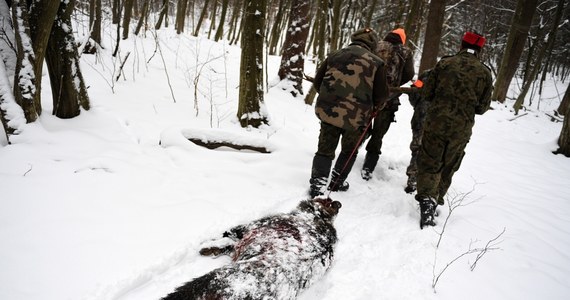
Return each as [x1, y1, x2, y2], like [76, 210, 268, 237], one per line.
[1, 2, 569, 299]
[0, 0, 569, 153]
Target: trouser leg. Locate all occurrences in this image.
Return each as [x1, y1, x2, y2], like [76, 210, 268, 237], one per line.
[362, 109, 395, 176]
[309, 122, 341, 197]
[329, 128, 362, 191]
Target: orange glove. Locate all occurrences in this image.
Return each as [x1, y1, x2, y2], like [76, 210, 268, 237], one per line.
[412, 79, 424, 88]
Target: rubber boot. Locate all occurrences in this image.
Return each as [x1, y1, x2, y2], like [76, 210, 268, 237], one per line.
[328, 152, 356, 192]
[309, 154, 332, 198]
[418, 197, 437, 229]
[361, 151, 379, 181]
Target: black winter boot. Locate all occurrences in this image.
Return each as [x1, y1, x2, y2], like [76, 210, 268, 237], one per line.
[361, 152, 379, 181]
[418, 197, 437, 229]
[309, 154, 332, 198]
[309, 177, 327, 198]
[328, 152, 356, 192]
[328, 170, 350, 192]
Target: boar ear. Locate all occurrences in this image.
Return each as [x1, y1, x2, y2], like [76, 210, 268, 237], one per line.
[332, 201, 342, 210]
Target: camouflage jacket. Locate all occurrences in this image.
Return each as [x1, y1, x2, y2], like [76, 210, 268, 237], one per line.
[376, 40, 415, 108]
[422, 49, 493, 135]
[313, 44, 389, 130]
[376, 40, 415, 88]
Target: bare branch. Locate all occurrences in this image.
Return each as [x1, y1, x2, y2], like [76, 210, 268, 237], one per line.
[470, 228, 506, 271]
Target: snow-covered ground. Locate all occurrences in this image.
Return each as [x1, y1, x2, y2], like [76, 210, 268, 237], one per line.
[1, 26, 569, 300]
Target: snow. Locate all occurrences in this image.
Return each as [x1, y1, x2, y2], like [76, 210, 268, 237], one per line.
[1, 26, 570, 300]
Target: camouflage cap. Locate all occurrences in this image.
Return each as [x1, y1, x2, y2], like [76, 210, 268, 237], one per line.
[351, 28, 379, 50]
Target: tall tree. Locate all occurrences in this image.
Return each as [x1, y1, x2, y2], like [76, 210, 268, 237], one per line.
[227, 0, 243, 42]
[365, 0, 378, 27]
[237, 0, 268, 128]
[267, 0, 287, 55]
[84, 0, 102, 54]
[112, 0, 120, 24]
[214, 0, 230, 41]
[11, 0, 37, 123]
[134, 0, 150, 35]
[277, 0, 311, 97]
[418, 0, 446, 74]
[304, 0, 328, 105]
[514, 0, 565, 114]
[44, 0, 90, 118]
[194, 0, 211, 37]
[492, 0, 539, 103]
[558, 84, 570, 116]
[0, 1, 22, 141]
[330, 0, 342, 52]
[555, 97, 570, 157]
[28, 0, 60, 113]
[404, 0, 424, 51]
[175, 0, 188, 34]
[155, 0, 168, 30]
[122, 0, 134, 39]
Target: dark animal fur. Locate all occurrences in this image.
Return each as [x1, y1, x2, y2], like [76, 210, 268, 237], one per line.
[162, 198, 342, 300]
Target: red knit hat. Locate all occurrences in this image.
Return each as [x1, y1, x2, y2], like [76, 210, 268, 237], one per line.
[462, 31, 486, 48]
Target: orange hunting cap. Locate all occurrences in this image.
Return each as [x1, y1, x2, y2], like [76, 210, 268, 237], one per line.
[392, 28, 406, 45]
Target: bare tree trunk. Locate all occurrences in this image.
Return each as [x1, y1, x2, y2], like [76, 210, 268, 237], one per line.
[45, 0, 90, 119]
[12, 0, 38, 123]
[555, 100, 570, 157]
[122, 0, 134, 39]
[267, 0, 287, 55]
[0, 59, 17, 142]
[134, 0, 149, 35]
[418, 0, 446, 74]
[558, 84, 570, 116]
[277, 0, 310, 97]
[330, 0, 342, 52]
[214, 0, 229, 41]
[237, 0, 267, 128]
[28, 1, 60, 114]
[112, 0, 120, 24]
[339, 0, 353, 48]
[175, 0, 188, 34]
[84, 0, 102, 54]
[365, 0, 378, 27]
[207, 0, 218, 39]
[227, 0, 242, 42]
[514, 0, 564, 114]
[404, 0, 424, 51]
[194, 0, 211, 37]
[154, 0, 168, 30]
[305, 0, 328, 105]
[492, 0, 539, 103]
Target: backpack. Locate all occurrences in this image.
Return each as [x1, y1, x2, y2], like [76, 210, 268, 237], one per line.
[376, 40, 408, 87]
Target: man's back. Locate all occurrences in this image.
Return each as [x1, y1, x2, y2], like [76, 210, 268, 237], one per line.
[315, 45, 384, 130]
[376, 40, 412, 87]
[424, 49, 492, 129]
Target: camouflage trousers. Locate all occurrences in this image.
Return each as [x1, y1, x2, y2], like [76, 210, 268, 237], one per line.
[416, 128, 468, 204]
[406, 101, 428, 180]
[362, 107, 397, 171]
[311, 122, 364, 185]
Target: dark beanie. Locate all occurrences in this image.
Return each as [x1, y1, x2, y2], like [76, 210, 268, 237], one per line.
[351, 28, 379, 50]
